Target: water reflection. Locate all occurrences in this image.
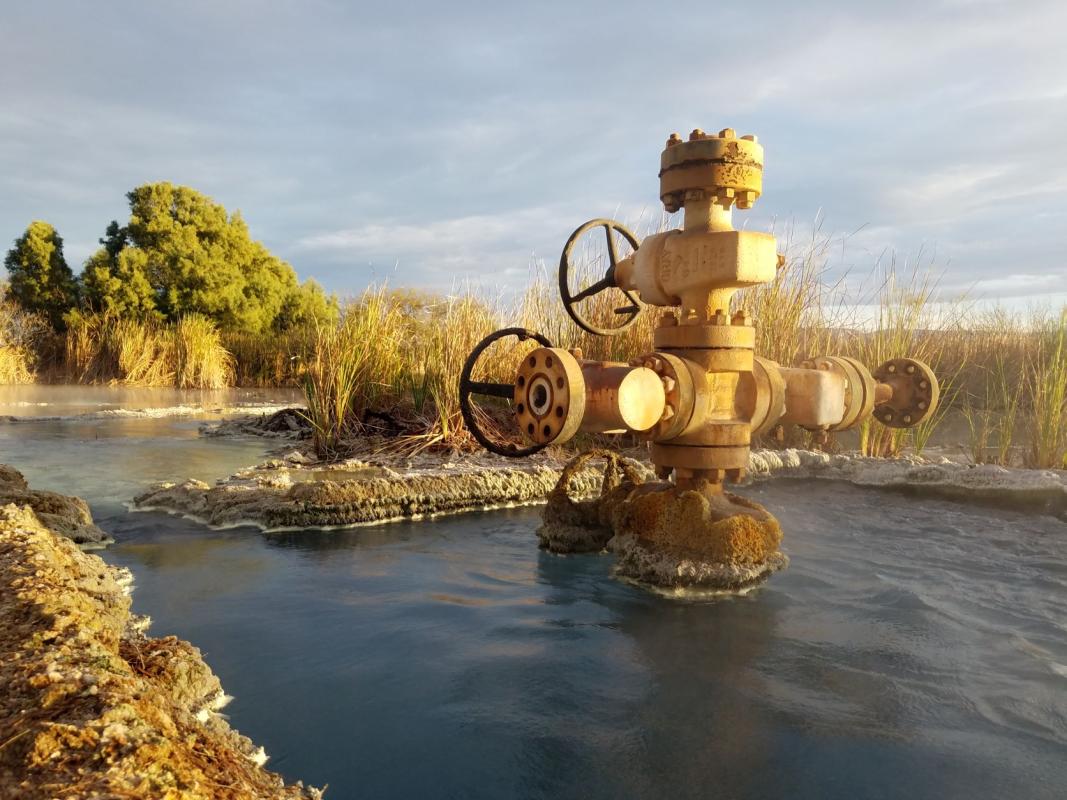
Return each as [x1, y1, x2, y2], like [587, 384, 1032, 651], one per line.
[0, 383, 301, 417]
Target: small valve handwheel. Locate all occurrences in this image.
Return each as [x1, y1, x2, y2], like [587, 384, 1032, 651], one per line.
[559, 218, 642, 336]
[514, 348, 586, 446]
[873, 358, 940, 429]
[459, 328, 554, 457]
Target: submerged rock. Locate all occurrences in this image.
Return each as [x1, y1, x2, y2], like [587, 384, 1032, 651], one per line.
[0, 502, 320, 798]
[0, 465, 110, 545]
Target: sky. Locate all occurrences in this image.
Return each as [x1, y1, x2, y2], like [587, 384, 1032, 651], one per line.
[2, 0, 1066, 307]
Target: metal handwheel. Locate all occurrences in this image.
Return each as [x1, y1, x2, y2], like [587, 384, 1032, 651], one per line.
[558, 218, 642, 336]
[459, 327, 554, 457]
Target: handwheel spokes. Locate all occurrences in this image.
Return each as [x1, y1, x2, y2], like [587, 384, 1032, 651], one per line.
[559, 218, 643, 337]
[604, 223, 619, 267]
[465, 380, 514, 400]
[570, 274, 613, 304]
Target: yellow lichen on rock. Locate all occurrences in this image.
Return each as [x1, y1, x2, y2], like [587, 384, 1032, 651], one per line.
[615, 486, 781, 565]
[538, 452, 787, 591]
[0, 485, 320, 799]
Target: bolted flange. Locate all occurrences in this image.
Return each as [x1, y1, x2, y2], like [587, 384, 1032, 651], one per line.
[872, 358, 940, 428]
[514, 348, 586, 445]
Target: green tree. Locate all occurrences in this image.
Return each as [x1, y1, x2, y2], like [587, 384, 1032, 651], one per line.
[81, 182, 335, 333]
[3, 221, 79, 328]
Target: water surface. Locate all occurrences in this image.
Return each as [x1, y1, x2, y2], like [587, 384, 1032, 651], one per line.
[2, 399, 1065, 800]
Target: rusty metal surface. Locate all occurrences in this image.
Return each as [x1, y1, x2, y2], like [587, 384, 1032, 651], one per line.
[579, 364, 665, 434]
[873, 358, 940, 428]
[514, 347, 586, 446]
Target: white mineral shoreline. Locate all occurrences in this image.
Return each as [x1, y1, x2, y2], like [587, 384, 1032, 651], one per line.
[130, 446, 1067, 534]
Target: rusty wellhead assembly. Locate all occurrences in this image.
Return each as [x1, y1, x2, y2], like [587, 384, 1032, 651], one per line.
[459, 129, 940, 590]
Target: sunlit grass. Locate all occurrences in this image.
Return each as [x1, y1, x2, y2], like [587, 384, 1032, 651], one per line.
[1026, 310, 1067, 469]
[61, 312, 233, 389]
[0, 294, 44, 383]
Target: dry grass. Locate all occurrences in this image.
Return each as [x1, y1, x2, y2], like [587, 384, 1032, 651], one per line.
[0, 294, 48, 383]
[61, 313, 232, 389]
[1026, 310, 1067, 468]
[172, 315, 235, 389]
[223, 329, 313, 387]
[4, 249, 1065, 469]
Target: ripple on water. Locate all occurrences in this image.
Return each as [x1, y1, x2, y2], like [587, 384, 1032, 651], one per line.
[3, 405, 1067, 799]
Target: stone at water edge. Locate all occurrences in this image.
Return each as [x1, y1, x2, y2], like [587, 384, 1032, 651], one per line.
[607, 483, 787, 591]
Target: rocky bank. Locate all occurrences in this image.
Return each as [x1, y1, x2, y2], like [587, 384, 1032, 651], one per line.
[0, 465, 110, 546]
[0, 474, 320, 799]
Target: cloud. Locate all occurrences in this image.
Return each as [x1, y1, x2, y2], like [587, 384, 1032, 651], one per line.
[2, 0, 1066, 307]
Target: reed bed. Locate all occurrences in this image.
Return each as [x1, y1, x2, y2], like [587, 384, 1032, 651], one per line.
[223, 329, 314, 387]
[62, 313, 233, 389]
[0, 295, 46, 383]
[298, 254, 1067, 466]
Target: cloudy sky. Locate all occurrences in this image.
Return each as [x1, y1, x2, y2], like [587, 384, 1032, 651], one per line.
[3, 0, 1065, 305]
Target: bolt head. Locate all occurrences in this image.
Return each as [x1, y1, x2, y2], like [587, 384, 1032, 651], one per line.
[887, 364, 897, 373]
[719, 128, 736, 139]
[740, 134, 758, 143]
[736, 190, 756, 209]
[666, 132, 682, 147]
[689, 128, 705, 141]
[906, 364, 916, 374]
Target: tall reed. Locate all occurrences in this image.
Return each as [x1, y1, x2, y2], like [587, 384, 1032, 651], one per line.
[0, 294, 46, 383]
[61, 312, 234, 389]
[1026, 310, 1067, 468]
[301, 289, 403, 457]
[172, 314, 234, 389]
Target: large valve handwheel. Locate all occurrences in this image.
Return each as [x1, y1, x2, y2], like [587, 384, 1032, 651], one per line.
[459, 327, 554, 457]
[559, 218, 642, 336]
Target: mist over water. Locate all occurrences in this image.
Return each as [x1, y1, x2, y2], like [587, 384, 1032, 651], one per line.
[2, 396, 1065, 799]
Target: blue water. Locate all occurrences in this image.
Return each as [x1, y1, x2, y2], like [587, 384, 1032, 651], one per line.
[3, 401, 1066, 800]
